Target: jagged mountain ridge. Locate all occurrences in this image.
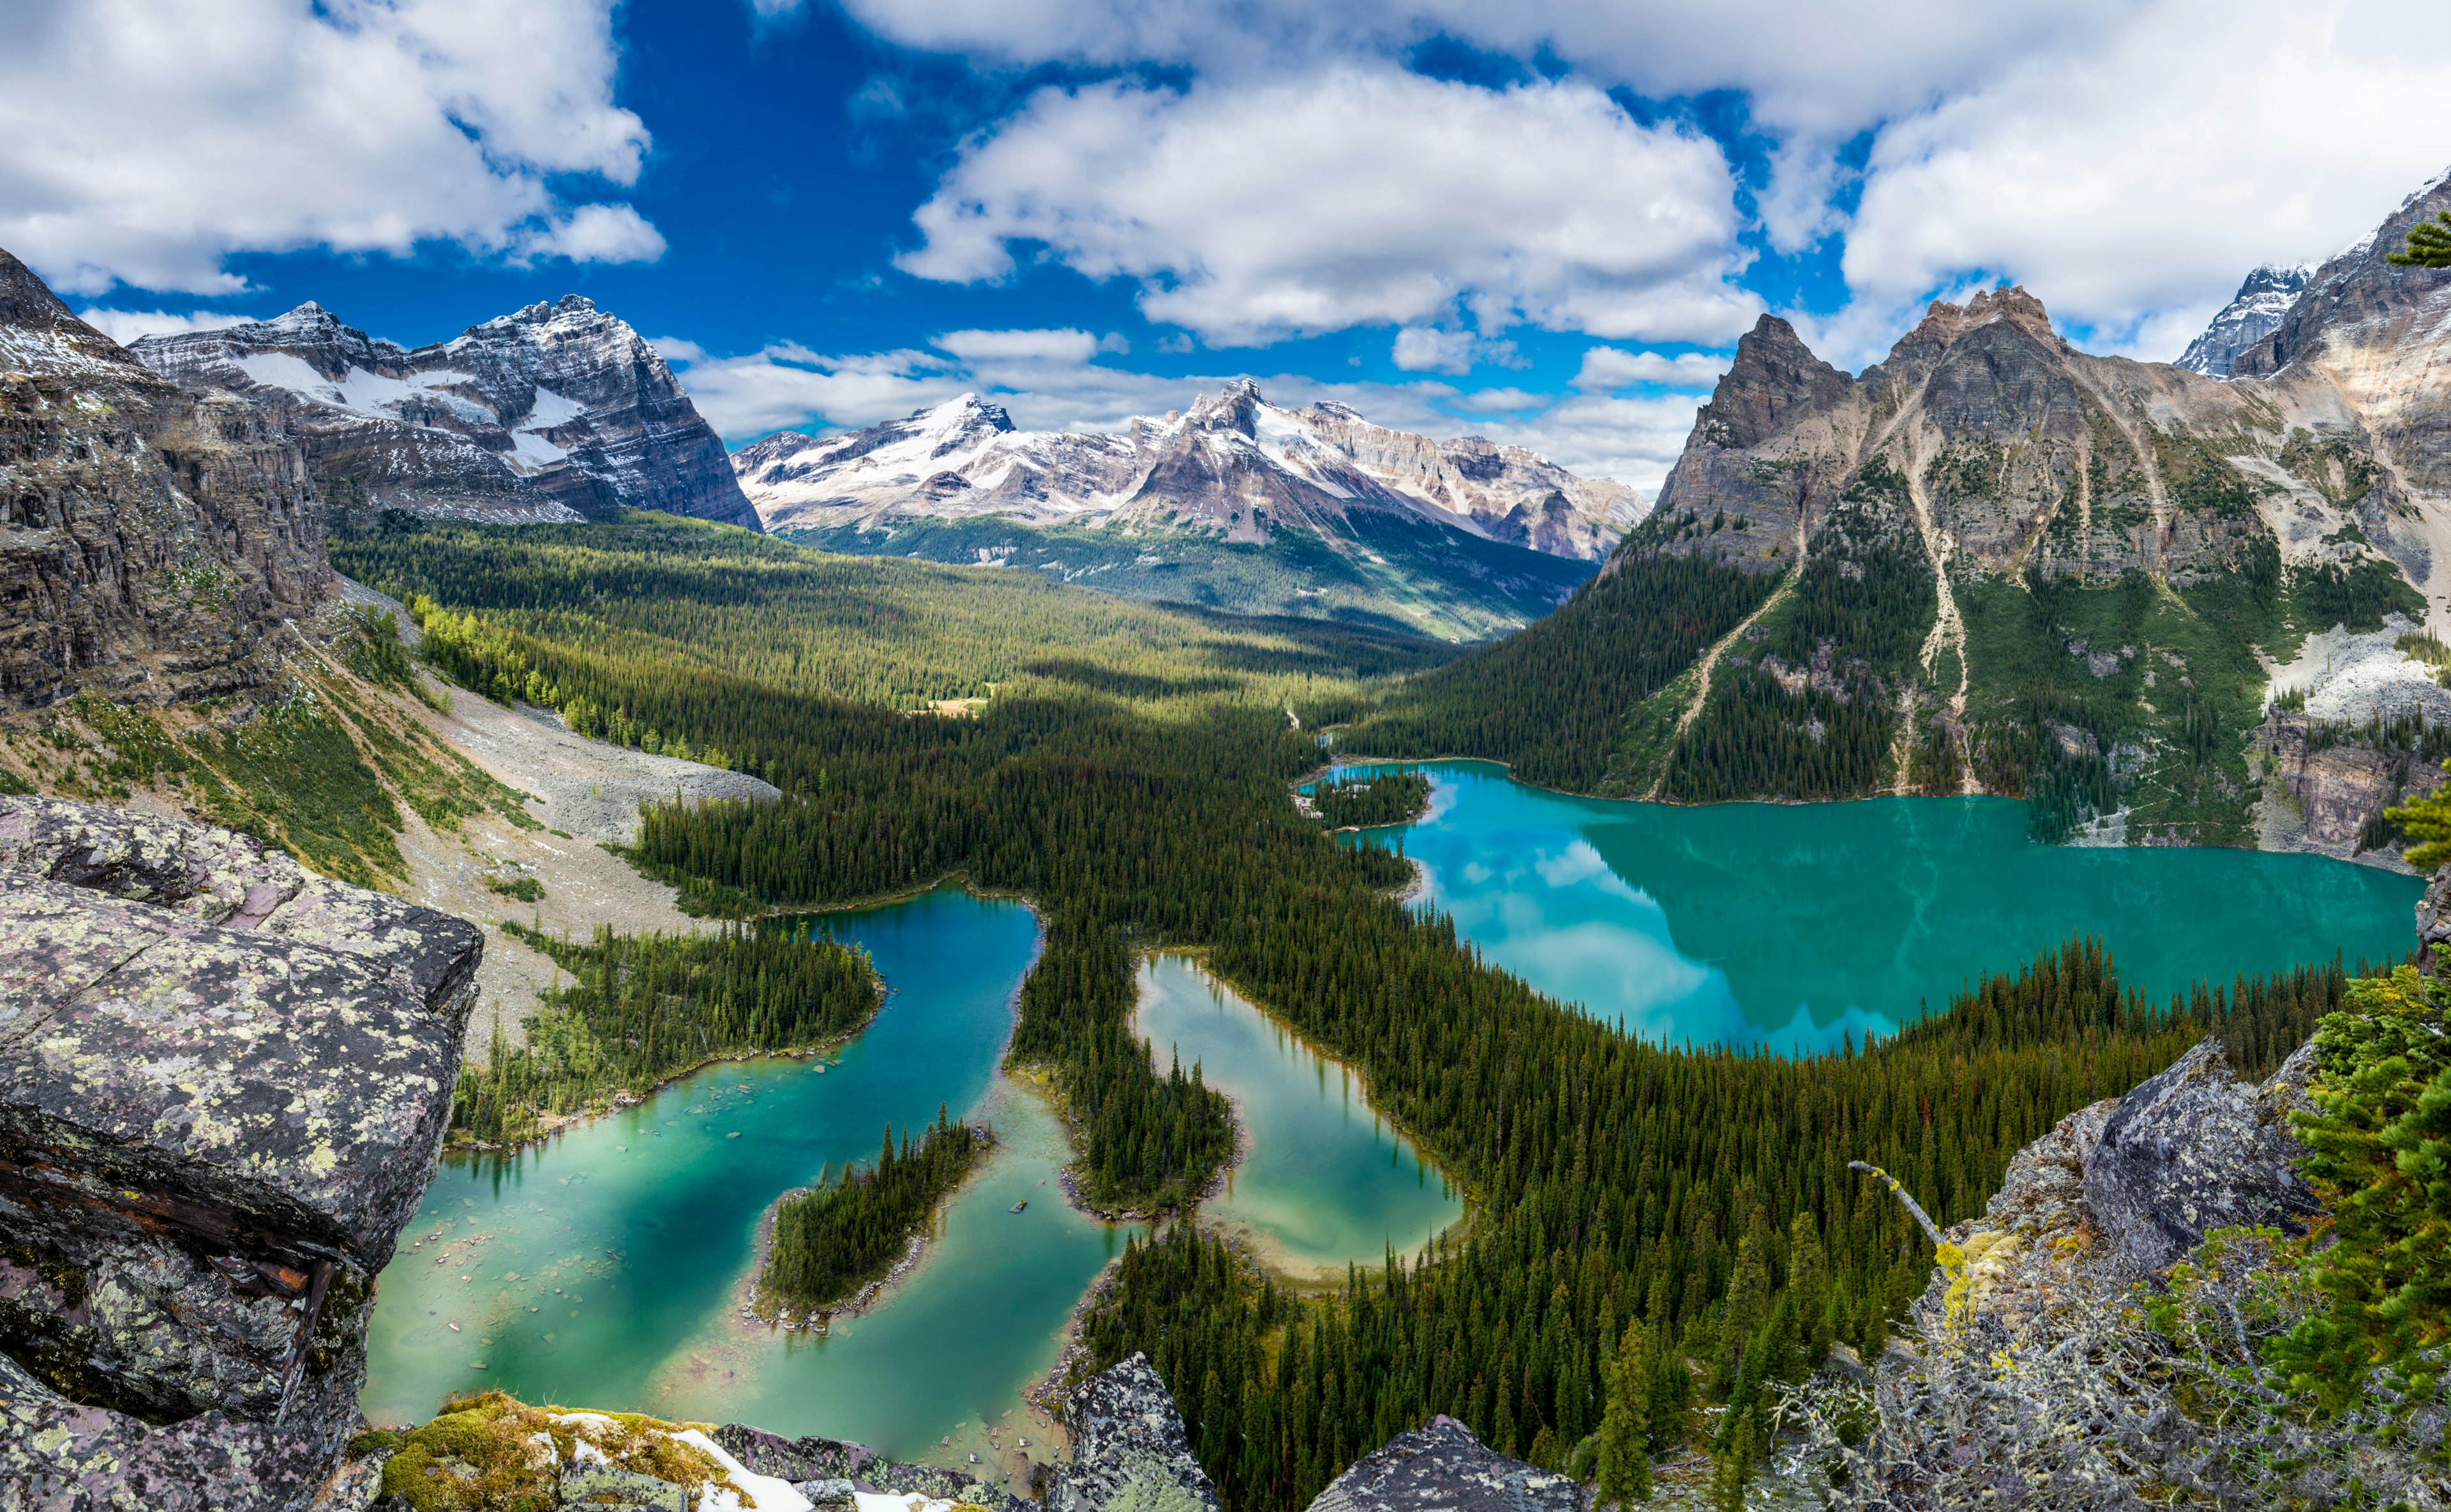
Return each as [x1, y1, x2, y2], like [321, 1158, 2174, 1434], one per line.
[2175, 264, 2313, 378]
[735, 379, 1642, 561]
[0, 247, 332, 709]
[134, 298, 759, 531]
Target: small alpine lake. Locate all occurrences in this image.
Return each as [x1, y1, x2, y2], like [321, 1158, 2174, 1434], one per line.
[1331, 759, 2427, 1051]
[1134, 955, 1462, 1281]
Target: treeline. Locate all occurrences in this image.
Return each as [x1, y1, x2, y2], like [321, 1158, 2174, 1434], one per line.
[1341, 548, 1780, 790]
[1310, 772, 1431, 828]
[451, 922, 880, 1145]
[760, 1109, 985, 1312]
[1075, 939, 2357, 1512]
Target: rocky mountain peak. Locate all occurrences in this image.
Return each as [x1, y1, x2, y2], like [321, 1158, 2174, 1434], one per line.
[1190, 378, 1267, 437]
[1695, 314, 1852, 451]
[1904, 285, 2066, 353]
[2233, 170, 2451, 379]
[2177, 262, 2314, 377]
[134, 292, 758, 530]
[0, 248, 134, 375]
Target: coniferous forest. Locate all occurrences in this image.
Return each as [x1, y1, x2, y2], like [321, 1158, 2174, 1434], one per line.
[760, 1109, 987, 1313]
[449, 920, 880, 1145]
[347, 512, 2375, 1509]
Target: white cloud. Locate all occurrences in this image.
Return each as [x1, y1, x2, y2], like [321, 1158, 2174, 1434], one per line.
[74, 308, 250, 345]
[0, 0, 658, 296]
[1842, 0, 2451, 359]
[934, 327, 1101, 364]
[1573, 347, 1726, 391]
[898, 69, 1755, 346]
[830, 0, 2122, 136]
[517, 204, 668, 266]
[1390, 327, 1525, 375]
[1391, 328, 1478, 375]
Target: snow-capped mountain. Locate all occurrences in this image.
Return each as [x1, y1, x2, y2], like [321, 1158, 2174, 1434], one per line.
[133, 299, 758, 530]
[2174, 264, 2314, 377]
[734, 380, 1642, 562]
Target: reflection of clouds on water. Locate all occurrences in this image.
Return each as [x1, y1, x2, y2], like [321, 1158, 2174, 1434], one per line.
[1534, 842, 1608, 888]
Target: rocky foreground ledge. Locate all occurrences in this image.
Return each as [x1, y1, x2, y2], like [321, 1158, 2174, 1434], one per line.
[0, 796, 481, 1507]
[331, 1352, 1582, 1512]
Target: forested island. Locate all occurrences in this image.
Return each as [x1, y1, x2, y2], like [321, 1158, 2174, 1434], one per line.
[757, 1110, 990, 1317]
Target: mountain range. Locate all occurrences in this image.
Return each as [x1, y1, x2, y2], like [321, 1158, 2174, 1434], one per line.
[1351, 170, 2451, 863]
[735, 380, 1640, 639]
[132, 299, 759, 531]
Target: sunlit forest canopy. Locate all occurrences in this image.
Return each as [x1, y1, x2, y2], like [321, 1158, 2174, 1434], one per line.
[335, 511, 1460, 718]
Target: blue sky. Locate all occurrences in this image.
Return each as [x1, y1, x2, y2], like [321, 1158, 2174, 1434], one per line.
[10, 0, 2451, 490]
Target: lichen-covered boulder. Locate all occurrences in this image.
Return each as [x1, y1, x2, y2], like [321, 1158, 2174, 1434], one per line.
[2081, 1036, 2320, 1276]
[1044, 1354, 1221, 1512]
[0, 796, 481, 1510]
[1305, 1416, 1586, 1512]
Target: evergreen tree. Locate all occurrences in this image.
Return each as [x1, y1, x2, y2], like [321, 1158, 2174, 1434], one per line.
[1595, 1322, 1653, 1506]
[2390, 210, 2451, 269]
[1788, 1211, 1832, 1370]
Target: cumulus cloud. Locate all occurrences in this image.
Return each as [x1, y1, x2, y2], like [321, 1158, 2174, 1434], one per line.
[1842, 0, 2451, 357]
[74, 308, 250, 345]
[827, 0, 2120, 132]
[1573, 347, 1727, 391]
[1390, 327, 1524, 375]
[0, 0, 659, 296]
[898, 69, 1755, 346]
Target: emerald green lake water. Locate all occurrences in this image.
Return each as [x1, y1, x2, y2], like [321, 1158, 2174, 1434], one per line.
[1338, 760, 2425, 1051]
[1136, 957, 1462, 1280]
[363, 887, 1131, 1465]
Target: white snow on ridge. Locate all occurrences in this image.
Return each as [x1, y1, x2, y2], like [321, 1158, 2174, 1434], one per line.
[236, 354, 493, 425]
[523, 384, 585, 429]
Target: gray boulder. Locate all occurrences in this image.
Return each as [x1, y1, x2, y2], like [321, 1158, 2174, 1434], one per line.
[2081, 1037, 2320, 1276]
[1046, 1354, 1222, 1512]
[0, 797, 481, 1509]
[714, 1423, 1027, 1512]
[1305, 1416, 1586, 1512]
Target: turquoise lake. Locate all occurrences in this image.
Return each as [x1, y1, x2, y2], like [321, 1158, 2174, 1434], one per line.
[362, 887, 1132, 1469]
[1135, 956, 1461, 1280]
[1337, 760, 2427, 1051]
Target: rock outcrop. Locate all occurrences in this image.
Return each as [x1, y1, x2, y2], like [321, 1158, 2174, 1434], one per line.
[1045, 1353, 1222, 1512]
[735, 385, 1640, 561]
[2083, 1038, 2321, 1275]
[2176, 264, 2314, 378]
[1306, 1416, 1587, 1512]
[712, 1423, 1028, 1512]
[0, 246, 332, 711]
[0, 795, 481, 1510]
[133, 298, 758, 532]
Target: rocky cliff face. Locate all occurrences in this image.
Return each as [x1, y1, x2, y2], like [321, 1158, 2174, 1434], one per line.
[0, 248, 332, 711]
[2176, 264, 2314, 378]
[735, 383, 1638, 561]
[0, 795, 481, 1511]
[135, 299, 758, 532]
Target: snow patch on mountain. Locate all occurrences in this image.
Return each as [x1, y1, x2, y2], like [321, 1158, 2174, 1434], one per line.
[736, 382, 1643, 561]
[134, 298, 758, 529]
[2176, 264, 2314, 378]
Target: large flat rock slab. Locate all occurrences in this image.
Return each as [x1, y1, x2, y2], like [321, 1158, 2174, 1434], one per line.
[0, 795, 480, 1512]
